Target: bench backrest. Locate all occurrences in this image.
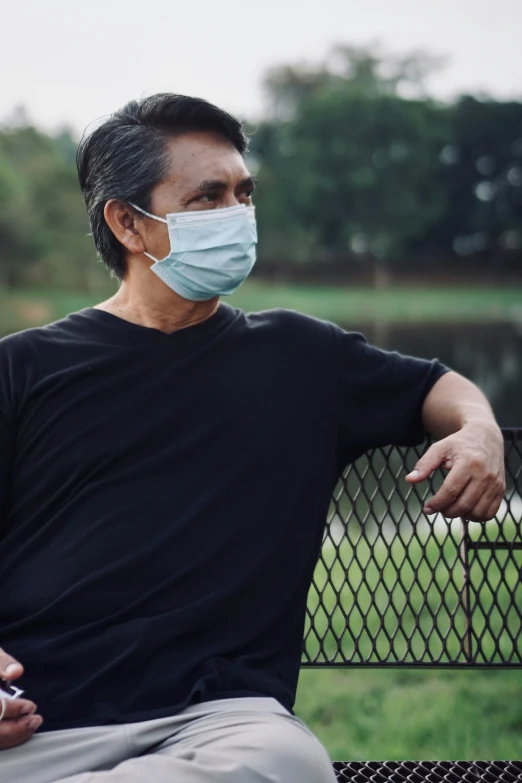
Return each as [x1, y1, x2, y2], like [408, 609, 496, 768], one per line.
[303, 428, 522, 668]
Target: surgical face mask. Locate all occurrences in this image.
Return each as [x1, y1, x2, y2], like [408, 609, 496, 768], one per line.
[130, 203, 257, 301]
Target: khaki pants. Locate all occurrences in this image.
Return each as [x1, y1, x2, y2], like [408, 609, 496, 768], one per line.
[0, 697, 337, 783]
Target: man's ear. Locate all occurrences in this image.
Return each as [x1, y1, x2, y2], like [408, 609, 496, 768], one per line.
[104, 200, 146, 257]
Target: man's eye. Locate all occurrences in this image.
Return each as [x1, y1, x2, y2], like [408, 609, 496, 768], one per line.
[198, 193, 217, 203]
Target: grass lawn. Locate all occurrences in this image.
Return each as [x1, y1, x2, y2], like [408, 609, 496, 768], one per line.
[1, 281, 522, 333]
[295, 667, 522, 761]
[229, 281, 522, 325]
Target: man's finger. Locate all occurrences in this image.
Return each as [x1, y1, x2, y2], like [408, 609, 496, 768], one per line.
[0, 713, 43, 750]
[464, 491, 503, 523]
[1, 698, 37, 721]
[423, 469, 471, 515]
[406, 442, 451, 483]
[0, 648, 23, 680]
[485, 495, 504, 521]
[440, 482, 493, 520]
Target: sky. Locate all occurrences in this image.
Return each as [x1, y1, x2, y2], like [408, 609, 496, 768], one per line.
[2, 0, 521, 135]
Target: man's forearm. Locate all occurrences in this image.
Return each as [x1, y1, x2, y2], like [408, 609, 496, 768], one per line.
[421, 371, 501, 441]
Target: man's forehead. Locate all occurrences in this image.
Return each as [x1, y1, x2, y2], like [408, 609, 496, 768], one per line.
[163, 131, 248, 186]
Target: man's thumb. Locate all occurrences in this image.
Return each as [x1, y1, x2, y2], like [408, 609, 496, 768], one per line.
[0, 648, 23, 680]
[406, 443, 445, 483]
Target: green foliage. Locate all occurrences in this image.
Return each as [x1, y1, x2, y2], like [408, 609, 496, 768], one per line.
[1, 43, 521, 288]
[0, 124, 106, 290]
[263, 44, 445, 118]
[250, 44, 522, 268]
[0, 129, 45, 283]
[424, 97, 522, 258]
[251, 91, 449, 261]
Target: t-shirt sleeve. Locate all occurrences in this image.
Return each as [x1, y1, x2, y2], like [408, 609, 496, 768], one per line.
[335, 326, 449, 459]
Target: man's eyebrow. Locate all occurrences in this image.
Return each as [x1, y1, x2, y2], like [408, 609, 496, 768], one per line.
[238, 176, 257, 191]
[195, 179, 228, 193]
[193, 176, 257, 193]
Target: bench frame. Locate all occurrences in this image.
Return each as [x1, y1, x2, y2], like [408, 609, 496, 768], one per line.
[301, 428, 522, 781]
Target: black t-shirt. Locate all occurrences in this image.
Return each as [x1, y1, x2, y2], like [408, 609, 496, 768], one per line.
[0, 304, 447, 731]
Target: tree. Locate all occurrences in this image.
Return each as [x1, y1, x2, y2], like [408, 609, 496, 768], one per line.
[250, 45, 450, 275]
[0, 122, 107, 290]
[263, 44, 446, 119]
[423, 97, 522, 264]
[0, 128, 46, 286]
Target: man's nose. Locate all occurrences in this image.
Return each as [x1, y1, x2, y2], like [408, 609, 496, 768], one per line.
[222, 193, 242, 208]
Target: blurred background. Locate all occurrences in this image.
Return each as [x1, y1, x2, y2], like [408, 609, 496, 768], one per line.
[1, 0, 521, 762]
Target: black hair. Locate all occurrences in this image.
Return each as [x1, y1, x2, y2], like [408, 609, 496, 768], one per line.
[76, 94, 248, 280]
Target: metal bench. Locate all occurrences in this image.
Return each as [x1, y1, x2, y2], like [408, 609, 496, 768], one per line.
[303, 428, 522, 782]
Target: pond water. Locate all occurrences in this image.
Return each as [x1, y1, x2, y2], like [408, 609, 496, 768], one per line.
[342, 321, 522, 428]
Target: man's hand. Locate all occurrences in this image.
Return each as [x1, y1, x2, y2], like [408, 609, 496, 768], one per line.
[0, 648, 43, 750]
[405, 423, 506, 521]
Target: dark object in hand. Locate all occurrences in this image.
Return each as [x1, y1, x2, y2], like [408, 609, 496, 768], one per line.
[0, 679, 24, 700]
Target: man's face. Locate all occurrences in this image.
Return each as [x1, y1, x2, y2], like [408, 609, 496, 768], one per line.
[137, 130, 255, 263]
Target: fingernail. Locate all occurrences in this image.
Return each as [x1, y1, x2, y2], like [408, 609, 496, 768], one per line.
[28, 716, 43, 731]
[424, 507, 434, 515]
[21, 705, 36, 716]
[406, 470, 419, 479]
[5, 663, 20, 677]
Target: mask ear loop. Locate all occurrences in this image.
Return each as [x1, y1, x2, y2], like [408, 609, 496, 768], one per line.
[129, 202, 168, 224]
[129, 203, 165, 263]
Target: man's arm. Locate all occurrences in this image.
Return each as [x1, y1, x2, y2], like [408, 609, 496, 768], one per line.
[0, 414, 44, 746]
[406, 371, 506, 522]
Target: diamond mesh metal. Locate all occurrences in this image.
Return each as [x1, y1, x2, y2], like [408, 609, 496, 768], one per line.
[303, 428, 522, 667]
[333, 760, 522, 782]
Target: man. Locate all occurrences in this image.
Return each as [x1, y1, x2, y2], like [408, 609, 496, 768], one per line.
[0, 94, 505, 782]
